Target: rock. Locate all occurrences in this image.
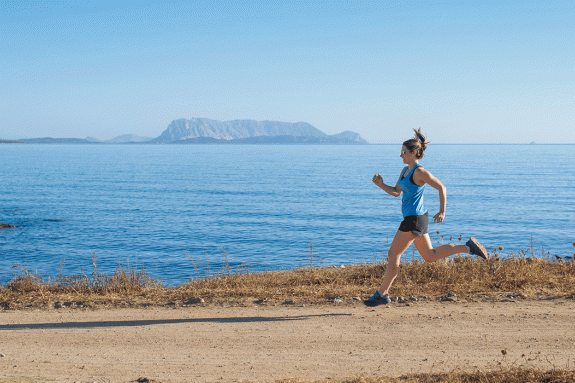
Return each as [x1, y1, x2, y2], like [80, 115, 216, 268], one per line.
[151, 118, 368, 144]
[0, 223, 15, 229]
[333, 298, 343, 303]
[441, 292, 458, 302]
[0, 354, 5, 357]
[410, 296, 418, 302]
[353, 296, 361, 301]
[340, 265, 345, 268]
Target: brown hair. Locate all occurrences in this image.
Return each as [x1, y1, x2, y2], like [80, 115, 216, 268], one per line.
[403, 128, 429, 159]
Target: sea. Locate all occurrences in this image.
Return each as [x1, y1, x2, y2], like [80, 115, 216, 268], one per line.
[1, 144, 573, 286]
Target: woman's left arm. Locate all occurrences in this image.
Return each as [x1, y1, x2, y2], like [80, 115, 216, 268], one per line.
[415, 168, 446, 223]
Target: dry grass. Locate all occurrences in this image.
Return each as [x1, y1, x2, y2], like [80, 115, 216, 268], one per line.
[1, 250, 574, 310]
[132, 367, 575, 383]
[179, 254, 575, 303]
[273, 367, 575, 382]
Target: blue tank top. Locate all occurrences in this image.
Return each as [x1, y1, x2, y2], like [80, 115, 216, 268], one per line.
[398, 164, 427, 217]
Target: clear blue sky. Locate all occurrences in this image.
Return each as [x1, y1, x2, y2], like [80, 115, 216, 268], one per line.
[1, 0, 573, 143]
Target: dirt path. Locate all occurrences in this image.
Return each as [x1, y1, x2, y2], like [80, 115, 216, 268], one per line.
[0, 299, 574, 382]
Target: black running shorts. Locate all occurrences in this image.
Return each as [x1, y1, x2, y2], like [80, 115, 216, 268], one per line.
[398, 212, 428, 237]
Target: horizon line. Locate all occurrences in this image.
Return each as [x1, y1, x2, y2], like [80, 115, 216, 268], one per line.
[2, 139, 574, 146]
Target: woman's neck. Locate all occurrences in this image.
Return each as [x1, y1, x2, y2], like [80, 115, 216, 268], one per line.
[407, 160, 419, 169]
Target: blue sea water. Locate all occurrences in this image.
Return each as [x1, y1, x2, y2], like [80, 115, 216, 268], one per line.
[0, 144, 573, 286]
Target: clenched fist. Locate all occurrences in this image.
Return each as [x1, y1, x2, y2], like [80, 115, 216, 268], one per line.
[372, 174, 383, 187]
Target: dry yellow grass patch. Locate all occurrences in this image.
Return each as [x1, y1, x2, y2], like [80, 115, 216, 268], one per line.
[1, 253, 574, 310]
[274, 367, 575, 382]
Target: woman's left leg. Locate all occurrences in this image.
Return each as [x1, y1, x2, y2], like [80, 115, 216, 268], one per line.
[365, 230, 416, 306]
[377, 230, 417, 294]
[413, 233, 469, 263]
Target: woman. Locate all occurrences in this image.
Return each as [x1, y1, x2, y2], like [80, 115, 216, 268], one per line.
[365, 128, 489, 307]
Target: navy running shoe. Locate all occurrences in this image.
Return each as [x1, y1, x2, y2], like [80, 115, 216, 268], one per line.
[466, 237, 489, 260]
[363, 291, 391, 307]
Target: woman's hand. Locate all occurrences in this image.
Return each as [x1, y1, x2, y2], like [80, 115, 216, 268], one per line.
[433, 211, 445, 223]
[373, 173, 401, 197]
[372, 174, 383, 187]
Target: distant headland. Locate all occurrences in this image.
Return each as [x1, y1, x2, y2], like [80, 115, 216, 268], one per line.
[6, 118, 368, 145]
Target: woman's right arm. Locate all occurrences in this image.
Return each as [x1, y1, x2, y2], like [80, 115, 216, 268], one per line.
[372, 172, 402, 197]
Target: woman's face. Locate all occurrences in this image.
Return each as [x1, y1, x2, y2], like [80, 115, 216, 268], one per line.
[400, 145, 416, 164]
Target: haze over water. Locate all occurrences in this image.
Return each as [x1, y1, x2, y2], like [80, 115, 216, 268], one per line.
[0, 144, 573, 286]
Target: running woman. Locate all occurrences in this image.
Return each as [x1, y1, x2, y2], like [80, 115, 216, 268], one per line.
[364, 128, 489, 307]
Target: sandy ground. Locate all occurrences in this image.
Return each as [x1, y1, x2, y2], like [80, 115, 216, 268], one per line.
[0, 299, 574, 383]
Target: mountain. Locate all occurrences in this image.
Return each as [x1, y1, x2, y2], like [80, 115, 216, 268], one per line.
[7, 118, 368, 145]
[106, 134, 153, 143]
[151, 118, 367, 144]
[151, 118, 327, 143]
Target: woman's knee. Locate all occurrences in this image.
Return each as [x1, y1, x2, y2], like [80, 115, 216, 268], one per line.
[420, 249, 436, 262]
[387, 251, 402, 267]
[385, 253, 400, 270]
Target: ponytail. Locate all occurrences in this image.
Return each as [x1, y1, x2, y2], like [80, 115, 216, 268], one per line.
[403, 128, 429, 159]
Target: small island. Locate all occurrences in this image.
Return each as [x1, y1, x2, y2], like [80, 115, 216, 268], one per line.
[4, 118, 368, 145]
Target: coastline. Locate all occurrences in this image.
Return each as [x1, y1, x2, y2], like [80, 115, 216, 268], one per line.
[2, 255, 574, 311]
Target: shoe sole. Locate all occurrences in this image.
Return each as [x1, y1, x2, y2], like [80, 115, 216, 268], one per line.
[363, 302, 390, 307]
[363, 298, 391, 307]
[469, 237, 489, 260]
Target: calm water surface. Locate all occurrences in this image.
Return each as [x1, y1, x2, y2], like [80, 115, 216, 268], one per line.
[0, 144, 573, 285]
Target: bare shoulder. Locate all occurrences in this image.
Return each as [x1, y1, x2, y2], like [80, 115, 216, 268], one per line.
[416, 166, 444, 188]
[414, 166, 436, 185]
[414, 166, 430, 177]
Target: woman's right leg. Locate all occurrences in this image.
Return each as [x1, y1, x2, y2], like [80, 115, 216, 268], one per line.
[413, 233, 469, 263]
[377, 230, 416, 295]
